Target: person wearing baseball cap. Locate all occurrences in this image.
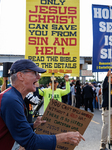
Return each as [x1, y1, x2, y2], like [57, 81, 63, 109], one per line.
[10, 59, 46, 75]
[0, 59, 85, 150]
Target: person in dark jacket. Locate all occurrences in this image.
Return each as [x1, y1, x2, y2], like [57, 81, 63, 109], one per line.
[100, 70, 112, 150]
[75, 80, 81, 108]
[82, 82, 94, 112]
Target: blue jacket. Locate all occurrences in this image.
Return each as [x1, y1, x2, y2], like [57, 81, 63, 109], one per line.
[0, 86, 56, 150]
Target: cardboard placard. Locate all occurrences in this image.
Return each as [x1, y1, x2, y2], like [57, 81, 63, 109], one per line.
[35, 99, 94, 150]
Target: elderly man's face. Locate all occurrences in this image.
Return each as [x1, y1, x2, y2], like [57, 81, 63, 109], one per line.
[21, 70, 40, 92]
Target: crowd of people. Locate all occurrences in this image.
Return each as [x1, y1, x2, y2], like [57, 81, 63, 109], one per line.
[0, 70, 102, 122]
[36, 78, 102, 113]
[0, 71, 102, 115]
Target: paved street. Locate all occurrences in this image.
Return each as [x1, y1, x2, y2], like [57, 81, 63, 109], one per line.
[75, 108, 105, 150]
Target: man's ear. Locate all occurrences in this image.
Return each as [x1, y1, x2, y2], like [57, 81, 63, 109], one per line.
[17, 72, 24, 81]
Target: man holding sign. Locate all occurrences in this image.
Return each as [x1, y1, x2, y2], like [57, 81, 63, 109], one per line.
[0, 59, 85, 150]
[38, 75, 70, 111]
[100, 70, 112, 150]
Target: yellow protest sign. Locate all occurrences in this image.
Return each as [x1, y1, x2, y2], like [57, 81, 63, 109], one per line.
[25, 0, 80, 76]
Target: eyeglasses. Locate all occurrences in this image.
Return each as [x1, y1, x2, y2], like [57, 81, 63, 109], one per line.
[21, 70, 39, 76]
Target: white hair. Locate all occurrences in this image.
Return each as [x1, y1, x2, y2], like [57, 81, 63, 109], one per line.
[10, 73, 18, 84]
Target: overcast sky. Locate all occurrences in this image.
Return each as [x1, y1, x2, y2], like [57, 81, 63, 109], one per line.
[0, 0, 112, 80]
[0, 0, 112, 56]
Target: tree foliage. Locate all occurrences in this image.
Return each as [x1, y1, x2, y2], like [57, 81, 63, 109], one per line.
[39, 76, 66, 87]
[39, 77, 51, 87]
